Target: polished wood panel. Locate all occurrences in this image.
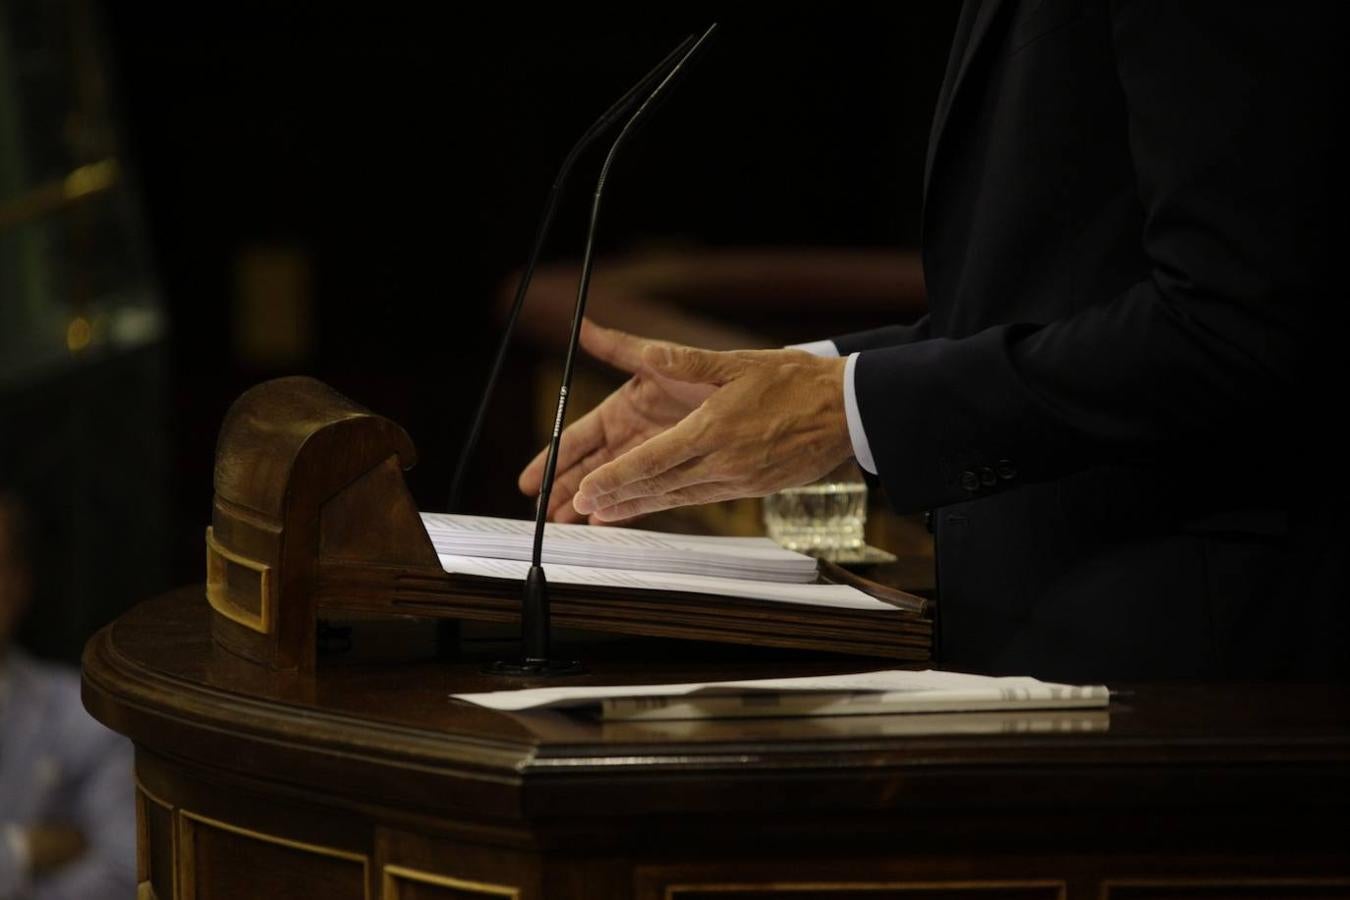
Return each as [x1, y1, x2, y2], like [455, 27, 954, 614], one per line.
[179, 811, 367, 900]
[83, 588, 1350, 900]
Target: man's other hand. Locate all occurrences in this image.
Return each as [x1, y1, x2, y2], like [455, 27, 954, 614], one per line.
[571, 345, 853, 522]
[518, 320, 717, 523]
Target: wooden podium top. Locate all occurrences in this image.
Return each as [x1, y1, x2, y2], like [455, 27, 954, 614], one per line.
[85, 587, 1350, 832]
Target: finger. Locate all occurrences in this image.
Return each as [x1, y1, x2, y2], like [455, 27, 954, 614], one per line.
[554, 501, 590, 524]
[591, 484, 733, 522]
[580, 319, 663, 375]
[547, 462, 585, 518]
[575, 422, 703, 506]
[557, 424, 660, 520]
[547, 446, 613, 519]
[643, 343, 747, 385]
[586, 510, 644, 527]
[548, 480, 582, 520]
[551, 418, 659, 520]
[517, 404, 607, 496]
[579, 456, 713, 512]
[519, 445, 550, 496]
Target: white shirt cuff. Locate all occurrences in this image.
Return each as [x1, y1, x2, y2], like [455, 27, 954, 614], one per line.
[843, 352, 877, 474]
[786, 340, 878, 475]
[787, 338, 840, 357]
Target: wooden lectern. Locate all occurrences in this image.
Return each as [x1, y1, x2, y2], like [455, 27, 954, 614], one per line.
[204, 376, 930, 673]
[82, 380, 1350, 900]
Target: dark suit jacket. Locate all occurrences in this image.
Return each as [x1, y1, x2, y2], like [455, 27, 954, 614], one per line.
[833, 0, 1347, 681]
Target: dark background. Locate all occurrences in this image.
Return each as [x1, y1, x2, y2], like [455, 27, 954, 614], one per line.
[5, 4, 958, 660]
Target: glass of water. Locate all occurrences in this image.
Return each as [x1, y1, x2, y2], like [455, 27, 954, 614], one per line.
[762, 470, 868, 558]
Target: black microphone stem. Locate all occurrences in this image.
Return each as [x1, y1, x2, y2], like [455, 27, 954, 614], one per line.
[531, 24, 718, 567]
[488, 23, 717, 677]
[447, 34, 697, 513]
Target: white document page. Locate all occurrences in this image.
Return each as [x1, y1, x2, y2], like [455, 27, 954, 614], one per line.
[422, 513, 818, 583]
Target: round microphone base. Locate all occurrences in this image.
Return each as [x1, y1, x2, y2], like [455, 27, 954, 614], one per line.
[483, 658, 586, 678]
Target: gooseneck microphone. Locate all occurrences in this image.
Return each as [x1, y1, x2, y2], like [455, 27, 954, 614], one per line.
[447, 32, 699, 514]
[487, 23, 719, 677]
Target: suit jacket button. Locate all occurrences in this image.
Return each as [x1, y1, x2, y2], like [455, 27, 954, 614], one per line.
[960, 470, 981, 492]
[977, 466, 997, 486]
[996, 459, 1017, 479]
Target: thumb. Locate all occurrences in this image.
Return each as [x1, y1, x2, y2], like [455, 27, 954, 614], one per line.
[643, 344, 745, 384]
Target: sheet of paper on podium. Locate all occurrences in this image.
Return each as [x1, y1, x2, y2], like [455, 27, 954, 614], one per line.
[452, 669, 1111, 721]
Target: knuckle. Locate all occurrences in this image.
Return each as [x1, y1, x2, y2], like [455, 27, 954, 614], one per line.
[676, 348, 709, 376]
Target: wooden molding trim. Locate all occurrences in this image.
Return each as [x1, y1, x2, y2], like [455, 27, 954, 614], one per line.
[382, 864, 522, 899]
[135, 779, 177, 900]
[205, 526, 275, 634]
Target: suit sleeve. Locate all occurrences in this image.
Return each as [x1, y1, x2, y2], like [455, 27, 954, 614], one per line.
[853, 1, 1341, 512]
[832, 315, 931, 355]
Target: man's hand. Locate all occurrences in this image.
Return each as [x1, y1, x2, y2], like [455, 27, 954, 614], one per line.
[518, 320, 717, 523]
[26, 824, 86, 876]
[571, 344, 854, 522]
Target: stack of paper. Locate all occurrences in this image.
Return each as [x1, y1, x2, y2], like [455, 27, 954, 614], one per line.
[452, 669, 1111, 722]
[422, 513, 819, 583]
[414, 512, 931, 660]
[433, 554, 899, 612]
